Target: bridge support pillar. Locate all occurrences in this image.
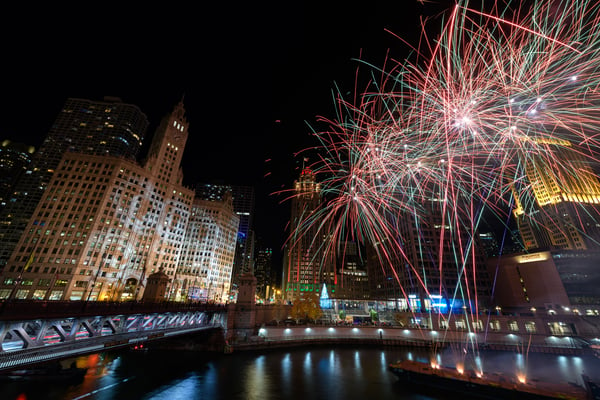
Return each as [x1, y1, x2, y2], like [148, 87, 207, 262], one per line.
[227, 272, 257, 343]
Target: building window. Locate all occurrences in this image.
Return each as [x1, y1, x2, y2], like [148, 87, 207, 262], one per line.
[489, 320, 501, 331]
[472, 320, 483, 331]
[32, 290, 47, 300]
[49, 290, 63, 300]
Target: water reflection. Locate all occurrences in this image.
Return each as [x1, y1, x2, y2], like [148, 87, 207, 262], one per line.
[243, 355, 270, 400]
[0, 347, 599, 400]
[280, 352, 291, 397]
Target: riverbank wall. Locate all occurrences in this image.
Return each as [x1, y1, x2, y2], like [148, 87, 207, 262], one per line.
[227, 323, 598, 356]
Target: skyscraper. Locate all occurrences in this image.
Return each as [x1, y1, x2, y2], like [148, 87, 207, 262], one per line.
[334, 241, 369, 300]
[177, 191, 239, 303]
[195, 183, 255, 294]
[0, 140, 35, 210]
[0, 97, 148, 271]
[509, 137, 600, 307]
[0, 100, 192, 301]
[254, 246, 273, 300]
[513, 138, 600, 251]
[284, 167, 334, 303]
[368, 191, 491, 313]
[230, 185, 255, 282]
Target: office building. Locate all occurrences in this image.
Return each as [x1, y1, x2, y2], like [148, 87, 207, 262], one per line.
[486, 251, 570, 311]
[513, 138, 600, 251]
[334, 241, 369, 300]
[0, 101, 192, 301]
[368, 191, 492, 313]
[195, 183, 256, 294]
[0, 140, 35, 209]
[0, 97, 148, 271]
[176, 191, 239, 303]
[254, 246, 273, 300]
[284, 167, 335, 302]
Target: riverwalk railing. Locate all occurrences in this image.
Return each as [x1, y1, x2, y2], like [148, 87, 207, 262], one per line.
[229, 325, 596, 356]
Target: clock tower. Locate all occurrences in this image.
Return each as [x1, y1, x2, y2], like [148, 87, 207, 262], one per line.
[143, 98, 189, 186]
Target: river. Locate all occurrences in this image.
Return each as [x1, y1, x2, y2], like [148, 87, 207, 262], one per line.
[1, 345, 599, 400]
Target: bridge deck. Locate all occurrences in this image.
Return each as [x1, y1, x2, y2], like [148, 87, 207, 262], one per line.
[0, 300, 228, 372]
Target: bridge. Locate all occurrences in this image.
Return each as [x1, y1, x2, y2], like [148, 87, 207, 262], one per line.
[0, 300, 229, 372]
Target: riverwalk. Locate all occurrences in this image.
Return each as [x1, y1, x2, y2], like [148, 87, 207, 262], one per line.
[229, 325, 594, 356]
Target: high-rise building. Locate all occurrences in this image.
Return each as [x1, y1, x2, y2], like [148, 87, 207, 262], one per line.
[195, 183, 255, 293]
[368, 192, 491, 313]
[486, 249, 600, 312]
[479, 231, 500, 258]
[176, 191, 239, 303]
[230, 185, 255, 279]
[284, 167, 334, 303]
[254, 247, 273, 300]
[548, 249, 600, 307]
[334, 241, 369, 300]
[0, 97, 149, 271]
[0, 101, 192, 301]
[513, 138, 600, 251]
[0, 140, 35, 209]
[509, 138, 600, 308]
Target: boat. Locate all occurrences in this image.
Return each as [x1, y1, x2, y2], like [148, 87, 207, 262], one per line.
[0, 362, 87, 382]
[388, 359, 591, 400]
[583, 376, 600, 400]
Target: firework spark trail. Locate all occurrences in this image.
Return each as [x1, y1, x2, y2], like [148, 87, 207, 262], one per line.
[284, 0, 600, 330]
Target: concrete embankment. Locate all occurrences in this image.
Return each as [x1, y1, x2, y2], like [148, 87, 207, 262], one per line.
[228, 325, 591, 356]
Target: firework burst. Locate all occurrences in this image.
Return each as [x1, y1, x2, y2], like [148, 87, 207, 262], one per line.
[284, 0, 600, 320]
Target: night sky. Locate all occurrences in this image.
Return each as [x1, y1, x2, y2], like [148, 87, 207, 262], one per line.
[0, 1, 456, 268]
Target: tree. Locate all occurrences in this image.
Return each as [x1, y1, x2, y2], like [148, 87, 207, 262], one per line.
[290, 292, 323, 323]
[369, 308, 379, 322]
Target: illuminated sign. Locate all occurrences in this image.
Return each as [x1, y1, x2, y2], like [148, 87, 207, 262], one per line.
[516, 252, 549, 264]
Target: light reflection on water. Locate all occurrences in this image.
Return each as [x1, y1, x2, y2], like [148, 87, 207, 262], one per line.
[243, 355, 270, 400]
[1, 346, 599, 400]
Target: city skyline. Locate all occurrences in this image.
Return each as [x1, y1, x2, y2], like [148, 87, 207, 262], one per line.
[0, 1, 599, 397]
[0, 1, 450, 267]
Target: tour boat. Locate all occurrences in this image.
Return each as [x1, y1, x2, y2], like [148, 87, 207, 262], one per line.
[388, 359, 591, 400]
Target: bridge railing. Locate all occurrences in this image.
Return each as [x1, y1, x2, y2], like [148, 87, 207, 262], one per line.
[0, 300, 229, 321]
[0, 323, 224, 372]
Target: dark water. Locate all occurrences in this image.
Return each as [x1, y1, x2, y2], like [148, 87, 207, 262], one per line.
[1, 345, 599, 400]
